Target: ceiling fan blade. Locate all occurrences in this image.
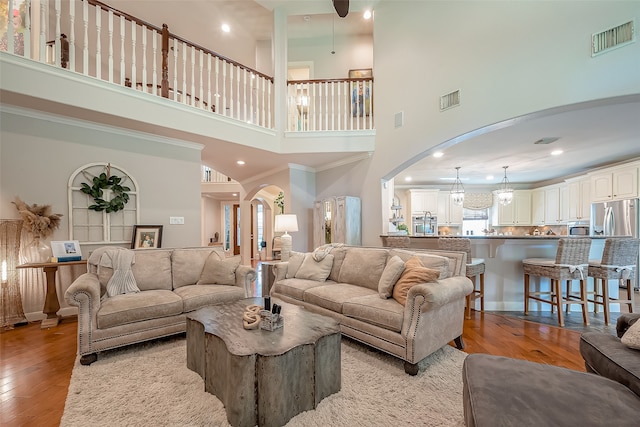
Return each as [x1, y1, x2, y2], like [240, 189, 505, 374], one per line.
[333, 0, 349, 18]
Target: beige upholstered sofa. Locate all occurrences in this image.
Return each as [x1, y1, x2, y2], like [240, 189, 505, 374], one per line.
[270, 245, 473, 374]
[65, 246, 256, 365]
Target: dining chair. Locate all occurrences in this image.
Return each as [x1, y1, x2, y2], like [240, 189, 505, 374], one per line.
[438, 237, 485, 319]
[523, 237, 592, 327]
[587, 238, 639, 325]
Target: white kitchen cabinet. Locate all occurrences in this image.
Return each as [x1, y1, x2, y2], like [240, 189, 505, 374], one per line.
[492, 190, 531, 226]
[590, 164, 638, 202]
[543, 184, 569, 224]
[313, 196, 361, 249]
[437, 192, 463, 225]
[531, 189, 545, 225]
[567, 177, 591, 221]
[407, 189, 439, 214]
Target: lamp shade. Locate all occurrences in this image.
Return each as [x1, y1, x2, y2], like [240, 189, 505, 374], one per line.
[274, 214, 298, 233]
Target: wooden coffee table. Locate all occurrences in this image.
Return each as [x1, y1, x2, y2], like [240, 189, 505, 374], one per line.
[186, 298, 341, 427]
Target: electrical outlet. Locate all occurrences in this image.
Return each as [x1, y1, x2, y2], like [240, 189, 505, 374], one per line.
[170, 216, 184, 225]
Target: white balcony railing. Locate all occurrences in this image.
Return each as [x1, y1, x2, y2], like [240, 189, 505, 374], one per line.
[287, 79, 374, 132]
[3, 0, 374, 134]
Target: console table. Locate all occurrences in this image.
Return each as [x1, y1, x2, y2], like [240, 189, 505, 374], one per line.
[17, 260, 86, 328]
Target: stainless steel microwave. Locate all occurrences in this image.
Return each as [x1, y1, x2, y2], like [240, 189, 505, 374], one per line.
[568, 225, 590, 236]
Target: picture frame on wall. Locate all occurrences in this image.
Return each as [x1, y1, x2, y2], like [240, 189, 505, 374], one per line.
[348, 68, 373, 79]
[131, 225, 163, 249]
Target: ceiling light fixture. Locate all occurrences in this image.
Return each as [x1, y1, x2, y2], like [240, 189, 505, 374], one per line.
[496, 166, 513, 206]
[433, 151, 444, 158]
[450, 167, 465, 206]
[236, 160, 245, 165]
[363, 10, 372, 20]
[405, 176, 412, 182]
[221, 23, 230, 33]
[551, 149, 563, 156]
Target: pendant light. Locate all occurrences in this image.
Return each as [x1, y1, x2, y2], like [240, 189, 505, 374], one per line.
[450, 167, 465, 206]
[497, 166, 513, 206]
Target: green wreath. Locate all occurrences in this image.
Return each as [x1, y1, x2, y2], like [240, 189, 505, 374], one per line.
[81, 173, 131, 213]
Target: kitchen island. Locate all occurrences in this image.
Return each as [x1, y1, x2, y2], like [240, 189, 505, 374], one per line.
[380, 235, 619, 312]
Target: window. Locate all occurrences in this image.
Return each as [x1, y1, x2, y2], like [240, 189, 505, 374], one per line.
[462, 208, 488, 236]
[68, 163, 139, 244]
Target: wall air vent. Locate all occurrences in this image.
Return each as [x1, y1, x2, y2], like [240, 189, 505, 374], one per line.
[394, 111, 404, 128]
[592, 20, 635, 57]
[440, 90, 460, 111]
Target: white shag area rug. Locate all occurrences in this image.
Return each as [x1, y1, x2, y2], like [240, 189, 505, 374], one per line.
[61, 336, 467, 427]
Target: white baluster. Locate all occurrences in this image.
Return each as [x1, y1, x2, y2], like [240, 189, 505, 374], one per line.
[82, 0, 88, 74]
[108, 10, 114, 83]
[207, 54, 212, 112]
[119, 15, 125, 85]
[141, 26, 147, 92]
[198, 50, 203, 110]
[261, 77, 266, 127]
[236, 67, 241, 120]
[325, 82, 329, 131]
[172, 39, 178, 101]
[69, 0, 75, 70]
[40, 1, 47, 62]
[130, 20, 136, 89]
[229, 62, 234, 118]
[267, 81, 272, 129]
[222, 60, 227, 116]
[95, 6, 102, 80]
[7, 0, 14, 54]
[152, 30, 157, 94]
[190, 45, 196, 106]
[337, 80, 342, 130]
[243, 69, 248, 122]
[55, 0, 61, 68]
[182, 41, 187, 104]
[23, 0, 30, 58]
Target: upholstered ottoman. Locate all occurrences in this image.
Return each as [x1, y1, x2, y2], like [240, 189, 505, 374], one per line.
[462, 354, 640, 427]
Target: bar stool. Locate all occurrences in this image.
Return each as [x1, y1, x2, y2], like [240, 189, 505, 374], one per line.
[587, 238, 639, 325]
[386, 235, 411, 248]
[523, 237, 592, 327]
[438, 237, 485, 319]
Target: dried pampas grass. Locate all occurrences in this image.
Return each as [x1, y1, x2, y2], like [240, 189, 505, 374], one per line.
[12, 197, 63, 239]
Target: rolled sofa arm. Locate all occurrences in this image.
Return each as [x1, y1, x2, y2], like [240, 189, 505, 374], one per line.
[406, 276, 474, 311]
[273, 261, 289, 281]
[616, 313, 640, 338]
[236, 265, 257, 298]
[64, 272, 102, 356]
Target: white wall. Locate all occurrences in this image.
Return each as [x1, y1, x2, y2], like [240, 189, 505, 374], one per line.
[323, 0, 640, 246]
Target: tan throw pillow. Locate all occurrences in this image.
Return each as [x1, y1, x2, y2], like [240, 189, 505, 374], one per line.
[295, 253, 334, 281]
[621, 318, 640, 350]
[378, 255, 405, 299]
[196, 254, 241, 286]
[286, 251, 305, 279]
[392, 256, 440, 305]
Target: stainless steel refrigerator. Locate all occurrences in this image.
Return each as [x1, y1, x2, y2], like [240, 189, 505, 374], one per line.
[590, 198, 639, 290]
[590, 198, 639, 237]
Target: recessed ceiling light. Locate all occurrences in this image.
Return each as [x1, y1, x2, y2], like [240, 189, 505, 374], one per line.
[221, 23, 230, 33]
[232, 193, 238, 197]
[363, 10, 372, 20]
[236, 160, 245, 165]
[433, 151, 444, 158]
[486, 175, 494, 180]
[551, 149, 563, 156]
[405, 176, 412, 182]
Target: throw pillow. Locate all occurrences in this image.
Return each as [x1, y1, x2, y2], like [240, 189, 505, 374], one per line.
[196, 253, 241, 286]
[286, 251, 305, 279]
[295, 253, 334, 281]
[392, 256, 440, 305]
[621, 318, 640, 350]
[378, 255, 405, 299]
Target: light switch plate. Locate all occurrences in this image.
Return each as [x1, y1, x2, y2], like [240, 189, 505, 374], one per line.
[170, 216, 184, 225]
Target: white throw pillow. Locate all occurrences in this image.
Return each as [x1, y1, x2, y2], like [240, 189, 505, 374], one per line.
[286, 251, 305, 279]
[196, 254, 240, 286]
[621, 319, 640, 350]
[378, 255, 405, 299]
[295, 253, 334, 281]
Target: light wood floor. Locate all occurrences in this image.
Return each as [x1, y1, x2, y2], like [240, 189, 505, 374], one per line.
[0, 307, 587, 427]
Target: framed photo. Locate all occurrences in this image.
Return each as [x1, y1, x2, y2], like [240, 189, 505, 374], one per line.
[131, 225, 163, 249]
[348, 68, 373, 79]
[51, 240, 82, 261]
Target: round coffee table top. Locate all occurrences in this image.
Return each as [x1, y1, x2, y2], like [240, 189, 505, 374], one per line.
[187, 297, 340, 356]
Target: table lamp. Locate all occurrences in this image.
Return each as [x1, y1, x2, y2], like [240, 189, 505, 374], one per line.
[274, 214, 298, 261]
